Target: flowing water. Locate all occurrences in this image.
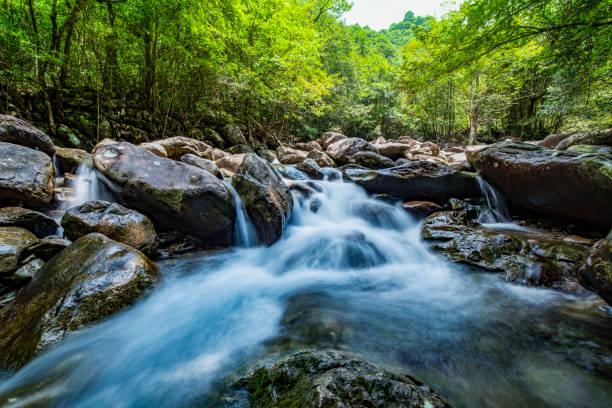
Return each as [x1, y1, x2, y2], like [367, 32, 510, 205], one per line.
[224, 181, 259, 247]
[1, 172, 611, 407]
[476, 176, 511, 224]
[60, 164, 112, 210]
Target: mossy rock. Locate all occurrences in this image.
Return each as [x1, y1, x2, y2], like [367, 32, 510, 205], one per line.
[580, 229, 612, 305]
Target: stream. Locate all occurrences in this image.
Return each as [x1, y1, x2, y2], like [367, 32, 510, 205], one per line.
[1, 171, 611, 407]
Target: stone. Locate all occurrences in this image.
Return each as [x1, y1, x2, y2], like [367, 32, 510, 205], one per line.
[61, 200, 158, 256]
[277, 146, 307, 164]
[472, 141, 612, 226]
[226, 144, 254, 154]
[22, 236, 71, 261]
[0, 233, 159, 369]
[343, 161, 478, 203]
[54, 147, 92, 174]
[201, 128, 226, 148]
[402, 201, 443, 218]
[223, 123, 248, 146]
[465, 144, 489, 167]
[305, 149, 334, 167]
[351, 151, 395, 169]
[554, 128, 612, 150]
[320, 131, 347, 149]
[0, 115, 55, 157]
[326, 137, 378, 164]
[180, 153, 223, 179]
[579, 230, 612, 305]
[11, 258, 45, 285]
[422, 211, 591, 290]
[215, 154, 245, 173]
[537, 133, 573, 148]
[567, 145, 612, 154]
[232, 154, 293, 246]
[371, 140, 412, 160]
[296, 158, 325, 179]
[0, 142, 55, 208]
[0, 207, 59, 238]
[0, 227, 38, 275]
[94, 142, 235, 247]
[139, 136, 213, 160]
[223, 350, 451, 408]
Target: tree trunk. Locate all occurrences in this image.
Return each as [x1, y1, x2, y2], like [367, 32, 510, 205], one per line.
[468, 72, 479, 145]
[143, 16, 158, 111]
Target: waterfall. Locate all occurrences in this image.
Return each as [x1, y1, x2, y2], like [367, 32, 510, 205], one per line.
[61, 163, 112, 210]
[224, 181, 259, 247]
[476, 176, 510, 224]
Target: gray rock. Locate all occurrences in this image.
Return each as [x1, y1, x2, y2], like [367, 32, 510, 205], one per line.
[0, 115, 55, 157]
[351, 151, 394, 169]
[0, 207, 59, 238]
[0, 227, 38, 275]
[180, 153, 223, 179]
[223, 124, 248, 146]
[326, 137, 378, 164]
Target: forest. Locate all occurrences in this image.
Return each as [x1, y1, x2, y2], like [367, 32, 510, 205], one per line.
[0, 0, 611, 149]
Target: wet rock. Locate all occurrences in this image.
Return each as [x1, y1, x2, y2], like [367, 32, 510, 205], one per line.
[579, 230, 612, 305]
[5, 258, 44, 287]
[306, 149, 334, 167]
[224, 350, 451, 408]
[54, 147, 92, 174]
[422, 211, 591, 289]
[0, 207, 59, 238]
[567, 144, 612, 154]
[296, 158, 325, 180]
[215, 154, 245, 174]
[0, 142, 55, 208]
[94, 142, 235, 247]
[472, 141, 612, 226]
[0, 233, 159, 369]
[227, 144, 254, 155]
[537, 133, 573, 148]
[257, 148, 278, 163]
[326, 137, 378, 164]
[554, 128, 612, 150]
[0, 115, 55, 157]
[22, 236, 71, 261]
[0, 227, 38, 275]
[351, 151, 394, 169]
[320, 131, 347, 149]
[180, 153, 223, 179]
[223, 124, 248, 146]
[277, 146, 307, 164]
[402, 201, 443, 218]
[371, 139, 412, 160]
[232, 154, 293, 245]
[140, 136, 213, 160]
[465, 144, 488, 167]
[201, 128, 226, 148]
[343, 161, 478, 203]
[61, 201, 158, 255]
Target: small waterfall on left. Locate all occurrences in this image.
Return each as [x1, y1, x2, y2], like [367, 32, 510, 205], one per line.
[224, 181, 259, 247]
[60, 163, 110, 210]
[476, 176, 511, 224]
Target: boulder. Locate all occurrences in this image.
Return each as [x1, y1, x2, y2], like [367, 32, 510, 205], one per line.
[226, 144, 254, 155]
[277, 146, 307, 164]
[215, 154, 245, 173]
[296, 158, 325, 180]
[139, 136, 213, 160]
[305, 149, 334, 167]
[291, 142, 316, 152]
[224, 350, 451, 408]
[10, 258, 45, 286]
[61, 200, 158, 256]
[567, 145, 612, 154]
[231, 153, 293, 245]
[0, 207, 59, 238]
[579, 230, 612, 305]
[0, 227, 38, 275]
[0, 233, 159, 369]
[343, 161, 478, 203]
[180, 153, 223, 179]
[54, 147, 92, 174]
[223, 124, 248, 146]
[0, 142, 55, 208]
[257, 148, 278, 163]
[472, 141, 612, 226]
[212, 148, 227, 160]
[94, 142, 235, 247]
[200, 128, 226, 148]
[326, 137, 378, 164]
[320, 131, 347, 149]
[465, 144, 488, 167]
[22, 236, 71, 261]
[537, 133, 573, 148]
[554, 128, 612, 150]
[351, 151, 394, 169]
[422, 211, 591, 290]
[0, 115, 55, 157]
[402, 201, 443, 218]
[371, 140, 412, 160]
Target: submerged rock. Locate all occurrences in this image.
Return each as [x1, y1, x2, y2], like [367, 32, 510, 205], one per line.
[326, 137, 378, 164]
[0, 227, 38, 275]
[94, 142, 235, 247]
[232, 153, 293, 245]
[472, 141, 612, 226]
[422, 211, 592, 290]
[223, 350, 451, 408]
[0, 142, 55, 208]
[580, 230, 612, 305]
[0, 233, 159, 369]
[0, 207, 59, 238]
[343, 161, 478, 203]
[61, 200, 158, 256]
[0, 115, 55, 157]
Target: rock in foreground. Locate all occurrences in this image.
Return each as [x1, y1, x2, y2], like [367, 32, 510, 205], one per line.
[94, 142, 235, 247]
[343, 161, 478, 203]
[223, 350, 451, 408]
[473, 141, 612, 226]
[0, 142, 55, 208]
[0, 233, 159, 369]
[0, 207, 59, 238]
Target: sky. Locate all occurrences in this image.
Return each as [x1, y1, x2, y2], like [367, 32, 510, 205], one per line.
[342, 0, 463, 30]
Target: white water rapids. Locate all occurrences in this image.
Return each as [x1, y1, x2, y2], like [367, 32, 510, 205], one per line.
[0, 169, 611, 407]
